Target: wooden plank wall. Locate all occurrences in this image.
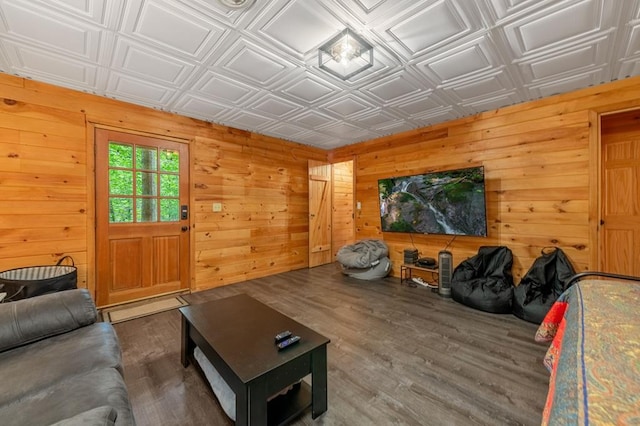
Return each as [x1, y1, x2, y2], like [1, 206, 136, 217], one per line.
[0, 73, 326, 295]
[0, 85, 88, 285]
[330, 76, 640, 282]
[192, 135, 321, 289]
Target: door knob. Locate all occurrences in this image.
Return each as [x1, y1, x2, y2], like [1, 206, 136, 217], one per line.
[181, 226, 189, 232]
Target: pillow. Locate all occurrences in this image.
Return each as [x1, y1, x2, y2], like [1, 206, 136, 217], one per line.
[0, 289, 97, 352]
[49, 406, 117, 426]
[194, 346, 236, 421]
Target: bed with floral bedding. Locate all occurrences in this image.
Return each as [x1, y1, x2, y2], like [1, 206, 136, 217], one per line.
[534, 272, 640, 425]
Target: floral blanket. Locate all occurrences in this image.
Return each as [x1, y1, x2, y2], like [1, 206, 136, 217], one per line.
[534, 280, 640, 425]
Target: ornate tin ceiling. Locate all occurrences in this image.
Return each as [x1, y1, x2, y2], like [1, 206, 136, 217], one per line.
[0, 0, 638, 148]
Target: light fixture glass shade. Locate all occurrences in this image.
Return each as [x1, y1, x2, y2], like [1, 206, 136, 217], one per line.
[217, 0, 256, 10]
[318, 28, 373, 80]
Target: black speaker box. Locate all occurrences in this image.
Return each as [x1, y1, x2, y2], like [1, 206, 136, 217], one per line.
[403, 249, 418, 264]
[416, 257, 437, 268]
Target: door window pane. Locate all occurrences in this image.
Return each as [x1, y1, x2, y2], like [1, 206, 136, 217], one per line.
[107, 141, 181, 224]
[136, 172, 158, 196]
[136, 198, 157, 222]
[160, 199, 179, 222]
[109, 197, 133, 223]
[109, 170, 133, 195]
[160, 174, 179, 197]
[136, 146, 157, 171]
[109, 143, 133, 168]
[160, 149, 179, 172]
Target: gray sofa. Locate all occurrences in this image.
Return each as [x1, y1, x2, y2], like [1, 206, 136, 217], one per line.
[0, 289, 135, 425]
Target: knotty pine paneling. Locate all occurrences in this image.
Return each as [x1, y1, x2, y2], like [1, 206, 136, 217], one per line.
[333, 76, 640, 282]
[193, 136, 324, 290]
[0, 95, 88, 286]
[0, 73, 326, 297]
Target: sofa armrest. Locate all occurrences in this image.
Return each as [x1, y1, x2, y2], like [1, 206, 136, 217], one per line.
[0, 289, 98, 352]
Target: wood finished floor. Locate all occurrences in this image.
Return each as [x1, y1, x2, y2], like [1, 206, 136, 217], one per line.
[114, 263, 550, 426]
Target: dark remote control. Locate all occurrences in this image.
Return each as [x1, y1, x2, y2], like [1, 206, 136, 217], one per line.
[274, 330, 292, 343]
[277, 335, 301, 350]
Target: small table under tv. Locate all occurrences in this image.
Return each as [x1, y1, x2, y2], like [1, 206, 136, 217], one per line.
[179, 293, 330, 426]
[400, 263, 439, 289]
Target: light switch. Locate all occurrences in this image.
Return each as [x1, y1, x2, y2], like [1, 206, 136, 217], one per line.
[356, 201, 361, 210]
[212, 202, 222, 212]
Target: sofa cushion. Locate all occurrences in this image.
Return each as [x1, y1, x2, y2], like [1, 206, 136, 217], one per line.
[0, 289, 97, 352]
[50, 406, 117, 426]
[0, 368, 134, 426]
[0, 322, 122, 405]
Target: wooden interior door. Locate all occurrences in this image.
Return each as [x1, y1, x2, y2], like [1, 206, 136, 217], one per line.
[600, 110, 640, 275]
[309, 160, 332, 267]
[332, 160, 355, 256]
[96, 129, 190, 307]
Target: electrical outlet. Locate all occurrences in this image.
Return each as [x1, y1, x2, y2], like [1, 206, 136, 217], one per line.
[212, 202, 222, 212]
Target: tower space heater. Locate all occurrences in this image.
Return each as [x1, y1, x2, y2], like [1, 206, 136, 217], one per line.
[438, 250, 453, 298]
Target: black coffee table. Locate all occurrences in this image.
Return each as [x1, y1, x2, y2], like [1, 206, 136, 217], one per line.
[180, 293, 330, 425]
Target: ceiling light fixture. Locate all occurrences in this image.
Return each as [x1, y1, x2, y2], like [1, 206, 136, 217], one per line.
[318, 28, 373, 80]
[216, 0, 256, 10]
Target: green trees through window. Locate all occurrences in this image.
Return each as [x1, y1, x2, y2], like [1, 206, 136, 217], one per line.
[108, 142, 180, 223]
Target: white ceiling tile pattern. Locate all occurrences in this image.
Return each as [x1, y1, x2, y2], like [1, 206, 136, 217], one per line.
[387, 1, 474, 57]
[173, 94, 229, 119]
[0, 0, 638, 148]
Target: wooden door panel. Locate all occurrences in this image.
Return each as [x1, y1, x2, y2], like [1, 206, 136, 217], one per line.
[111, 239, 143, 290]
[154, 235, 181, 284]
[309, 160, 332, 267]
[96, 129, 189, 307]
[601, 228, 639, 275]
[310, 179, 330, 250]
[331, 160, 355, 257]
[604, 168, 633, 214]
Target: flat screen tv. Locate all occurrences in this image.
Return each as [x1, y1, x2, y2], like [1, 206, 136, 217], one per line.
[378, 166, 488, 237]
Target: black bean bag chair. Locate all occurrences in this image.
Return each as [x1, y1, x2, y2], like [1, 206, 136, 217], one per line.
[451, 246, 514, 314]
[512, 247, 576, 324]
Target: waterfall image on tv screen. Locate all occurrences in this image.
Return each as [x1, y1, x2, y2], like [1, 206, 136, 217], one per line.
[378, 166, 488, 237]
